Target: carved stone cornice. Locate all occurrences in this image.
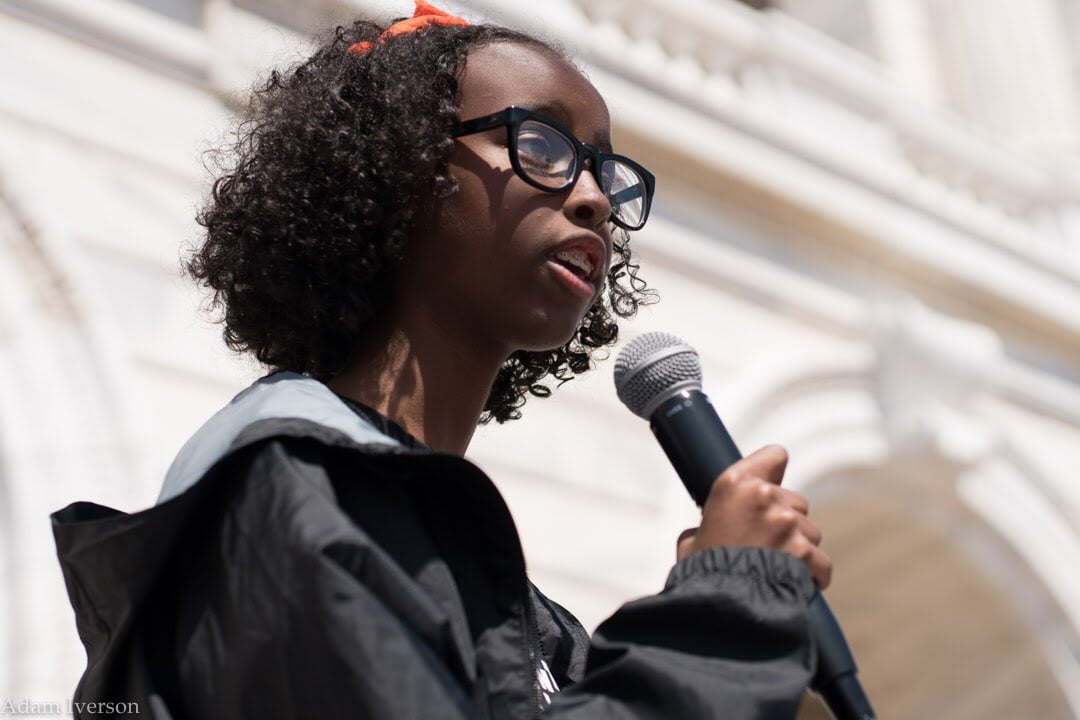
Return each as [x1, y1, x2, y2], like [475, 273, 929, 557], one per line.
[565, 0, 1080, 260]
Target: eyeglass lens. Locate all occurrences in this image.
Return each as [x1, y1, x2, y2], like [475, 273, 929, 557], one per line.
[602, 161, 646, 229]
[517, 120, 577, 188]
[515, 119, 647, 228]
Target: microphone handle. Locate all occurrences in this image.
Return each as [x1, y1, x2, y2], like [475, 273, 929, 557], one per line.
[650, 389, 876, 720]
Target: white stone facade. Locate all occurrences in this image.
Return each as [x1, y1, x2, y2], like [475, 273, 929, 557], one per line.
[1, 0, 1079, 717]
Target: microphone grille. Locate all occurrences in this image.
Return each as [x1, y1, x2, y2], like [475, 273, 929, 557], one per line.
[614, 331, 703, 418]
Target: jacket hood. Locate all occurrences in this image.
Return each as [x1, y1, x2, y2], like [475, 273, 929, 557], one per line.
[51, 372, 410, 710]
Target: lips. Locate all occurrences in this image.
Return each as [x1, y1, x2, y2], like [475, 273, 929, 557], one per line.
[546, 234, 607, 285]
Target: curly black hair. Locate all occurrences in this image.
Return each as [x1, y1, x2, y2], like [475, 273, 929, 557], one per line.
[188, 16, 656, 423]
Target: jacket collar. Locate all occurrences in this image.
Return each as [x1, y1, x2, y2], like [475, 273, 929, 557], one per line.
[158, 372, 400, 503]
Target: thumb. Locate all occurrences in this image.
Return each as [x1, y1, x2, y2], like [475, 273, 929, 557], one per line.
[676, 527, 698, 561]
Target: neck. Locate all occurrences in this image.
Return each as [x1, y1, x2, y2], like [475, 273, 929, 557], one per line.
[326, 320, 506, 456]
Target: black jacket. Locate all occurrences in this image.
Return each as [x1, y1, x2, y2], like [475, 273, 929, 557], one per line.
[53, 373, 817, 719]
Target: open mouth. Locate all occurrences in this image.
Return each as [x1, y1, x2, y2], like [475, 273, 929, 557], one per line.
[550, 247, 595, 281]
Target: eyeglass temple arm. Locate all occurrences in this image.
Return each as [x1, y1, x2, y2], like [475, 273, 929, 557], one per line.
[450, 110, 509, 137]
[609, 185, 644, 205]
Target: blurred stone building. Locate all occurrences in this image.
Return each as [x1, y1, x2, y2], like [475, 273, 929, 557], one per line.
[2, 0, 1079, 717]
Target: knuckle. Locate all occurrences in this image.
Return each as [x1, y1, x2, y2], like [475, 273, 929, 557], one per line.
[722, 468, 745, 485]
[794, 537, 815, 561]
[777, 508, 799, 529]
[767, 504, 797, 526]
[754, 482, 775, 504]
[711, 472, 739, 496]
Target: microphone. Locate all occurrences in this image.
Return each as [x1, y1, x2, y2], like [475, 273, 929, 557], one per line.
[614, 331, 875, 720]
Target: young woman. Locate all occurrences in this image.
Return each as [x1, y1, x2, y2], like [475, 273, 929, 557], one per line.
[53, 3, 831, 718]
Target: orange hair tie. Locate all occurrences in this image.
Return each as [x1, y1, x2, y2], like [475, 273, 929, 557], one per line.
[349, 0, 470, 54]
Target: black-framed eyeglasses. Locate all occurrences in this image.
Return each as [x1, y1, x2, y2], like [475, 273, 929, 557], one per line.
[450, 106, 655, 231]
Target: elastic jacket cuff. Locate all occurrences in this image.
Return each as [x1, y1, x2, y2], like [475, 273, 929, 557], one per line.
[664, 546, 816, 605]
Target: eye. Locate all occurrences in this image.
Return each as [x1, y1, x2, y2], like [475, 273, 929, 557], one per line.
[518, 131, 558, 168]
[518, 129, 570, 169]
[516, 121, 575, 182]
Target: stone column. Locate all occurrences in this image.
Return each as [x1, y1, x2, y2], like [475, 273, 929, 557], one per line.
[865, 0, 944, 107]
[920, 0, 1080, 153]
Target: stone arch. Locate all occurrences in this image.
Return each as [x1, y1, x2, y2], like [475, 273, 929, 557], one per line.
[725, 357, 1080, 718]
[0, 177, 138, 697]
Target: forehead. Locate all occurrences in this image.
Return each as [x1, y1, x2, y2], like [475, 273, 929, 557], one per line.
[458, 42, 611, 142]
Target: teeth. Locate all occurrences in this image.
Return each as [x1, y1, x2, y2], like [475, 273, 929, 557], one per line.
[554, 248, 594, 279]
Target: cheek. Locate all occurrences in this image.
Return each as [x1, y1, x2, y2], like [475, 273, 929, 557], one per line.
[446, 151, 554, 239]
[439, 174, 486, 237]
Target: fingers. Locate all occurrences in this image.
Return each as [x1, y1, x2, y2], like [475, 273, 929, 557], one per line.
[777, 487, 809, 515]
[800, 543, 833, 589]
[798, 513, 822, 546]
[770, 521, 832, 589]
[689, 444, 831, 587]
[764, 502, 821, 545]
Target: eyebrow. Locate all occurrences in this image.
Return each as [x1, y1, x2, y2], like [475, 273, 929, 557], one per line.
[520, 101, 614, 152]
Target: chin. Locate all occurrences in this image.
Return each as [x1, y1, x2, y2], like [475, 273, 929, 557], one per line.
[515, 324, 581, 354]
[518, 337, 574, 354]
[506, 306, 593, 354]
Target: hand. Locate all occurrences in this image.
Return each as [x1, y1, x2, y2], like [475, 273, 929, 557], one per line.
[675, 445, 832, 589]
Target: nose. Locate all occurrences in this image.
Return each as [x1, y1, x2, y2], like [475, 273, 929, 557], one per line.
[565, 159, 612, 230]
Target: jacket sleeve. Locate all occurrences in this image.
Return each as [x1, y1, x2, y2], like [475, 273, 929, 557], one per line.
[169, 438, 815, 720]
[545, 546, 817, 719]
